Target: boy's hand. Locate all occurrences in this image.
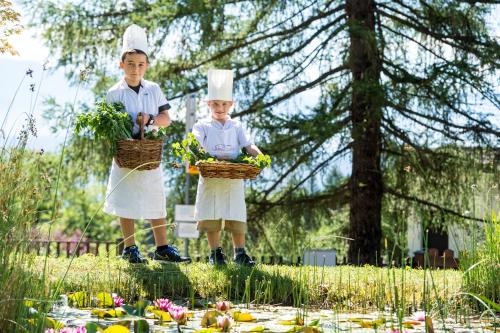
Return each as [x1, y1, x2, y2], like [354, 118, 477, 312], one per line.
[135, 112, 150, 126]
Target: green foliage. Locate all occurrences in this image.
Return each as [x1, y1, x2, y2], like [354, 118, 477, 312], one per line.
[143, 126, 171, 140]
[172, 133, 271, 169]
[74, 100, 133, 155]
[461, 212, 500, 305]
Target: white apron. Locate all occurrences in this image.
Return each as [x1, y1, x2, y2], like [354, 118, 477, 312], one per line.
[194, 125, 246, 223]
[103, 160, 166, 219]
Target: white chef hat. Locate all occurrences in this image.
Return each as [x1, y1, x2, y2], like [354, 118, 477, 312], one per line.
[208, 69, 233, 101]
[122, 24, 148, 55]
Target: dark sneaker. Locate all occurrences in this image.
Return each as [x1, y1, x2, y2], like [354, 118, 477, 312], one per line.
[122, 245, 148, 264]
[151, 245, 191, 263]
[209, 247, 227, 266]
[234, 252, 255, 267]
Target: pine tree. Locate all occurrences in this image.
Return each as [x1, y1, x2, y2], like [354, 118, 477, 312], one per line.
[25, 0, 499, 264]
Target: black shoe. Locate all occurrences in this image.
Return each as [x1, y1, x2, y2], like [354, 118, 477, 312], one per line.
[234, 251, 255, 267]
[209, 247, 227, 266]
[151, 245, 191, 263]
[122, 245, 148, 264]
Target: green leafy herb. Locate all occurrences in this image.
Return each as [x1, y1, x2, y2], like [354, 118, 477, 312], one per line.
[144, 126, 169, 140]
[74, 100, 133, 155]
[172, 133, 271, 169]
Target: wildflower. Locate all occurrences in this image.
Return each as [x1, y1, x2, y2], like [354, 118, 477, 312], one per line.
[217, 315, 233, 332]
[60, 327, 87, 333]
[411, 311, 426, 321]
[154, 298, 172, 311]
[216, 300, 231, 312]
[403, 165, 411, 173]
[168, 305, 187, 325]
[113, 295, 124, 307]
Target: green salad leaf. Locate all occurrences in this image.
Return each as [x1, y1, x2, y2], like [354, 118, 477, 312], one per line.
[172, 133, 271, 169]
[74, 100, 133, 155]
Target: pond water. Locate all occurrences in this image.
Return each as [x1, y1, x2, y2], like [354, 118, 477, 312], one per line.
[47, 296, 498, 333]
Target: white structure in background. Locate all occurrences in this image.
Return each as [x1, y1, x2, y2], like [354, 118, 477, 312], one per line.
[303, 249, 336, 267]
[406, 188, 497, 258]
[174, 204, 199, 239]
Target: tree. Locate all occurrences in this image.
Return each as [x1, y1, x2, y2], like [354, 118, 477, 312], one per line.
[25, 0, 499, 264]
[0, 0, 22, 55]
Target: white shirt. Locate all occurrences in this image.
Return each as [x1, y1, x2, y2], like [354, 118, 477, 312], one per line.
[106, 78, 169, 134]
[192, 116, 253, 159]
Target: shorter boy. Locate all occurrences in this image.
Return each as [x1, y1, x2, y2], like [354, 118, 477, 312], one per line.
[192, 69, 263, 266]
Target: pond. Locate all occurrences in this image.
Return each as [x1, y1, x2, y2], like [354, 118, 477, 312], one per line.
[45, 295, 498, 333]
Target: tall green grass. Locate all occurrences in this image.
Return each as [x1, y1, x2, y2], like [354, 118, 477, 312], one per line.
[0, 117, 48, 330]
[460, 211, 499, 308]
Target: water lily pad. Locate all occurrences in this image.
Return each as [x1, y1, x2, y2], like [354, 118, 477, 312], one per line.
[85, 322, 100, 333]
[97, 292, 114, 307]
[152, 309, 172, 322]
[201, 310, 222, 327]
[233, 311, 257, 322]
[103, 324, 130, 333]
[91, 308, 127, 318]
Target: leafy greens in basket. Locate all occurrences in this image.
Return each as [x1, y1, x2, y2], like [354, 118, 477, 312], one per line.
[172, 133, 271, 169]
[74, 100, 169, 155]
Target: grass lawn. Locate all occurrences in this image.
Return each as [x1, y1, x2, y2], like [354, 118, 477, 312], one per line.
[35, 254, 466, 315]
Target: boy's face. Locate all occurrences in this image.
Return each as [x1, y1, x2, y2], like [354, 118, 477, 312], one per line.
[208, 100, 233, 121]
[120, 53, 148, 83]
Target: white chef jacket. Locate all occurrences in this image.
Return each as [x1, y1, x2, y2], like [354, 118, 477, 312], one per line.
[192, 116, 253, 223]
[103, 78, 169, 219]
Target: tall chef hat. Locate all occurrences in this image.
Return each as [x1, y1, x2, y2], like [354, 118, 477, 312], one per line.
[208, 69, 233, 101]
[122, 24, 148, 55]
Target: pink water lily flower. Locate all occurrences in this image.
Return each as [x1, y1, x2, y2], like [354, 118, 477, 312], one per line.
[168, 305, 188, 325]
[154, 298, 172, 311]
[216, 301, 231, 312]
[61, 327, 86, 333]
[412, 311, 426, 321]
[113, 295, 124, 307]
[45, 327, 86, 333]
[217, 315, 233, 332]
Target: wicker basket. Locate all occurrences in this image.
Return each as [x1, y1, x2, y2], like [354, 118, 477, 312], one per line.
[196, 161, 261, 179]
[114, 114, 163, 170]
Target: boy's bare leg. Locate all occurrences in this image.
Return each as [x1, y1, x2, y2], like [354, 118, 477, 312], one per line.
[120, 218, 136, 248]
[150, 218, 168, 247]
[207, 231, 221, 249]
[231, 232, 245, 249]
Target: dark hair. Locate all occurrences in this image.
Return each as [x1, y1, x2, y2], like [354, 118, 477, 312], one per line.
[121, 49, 149, 63]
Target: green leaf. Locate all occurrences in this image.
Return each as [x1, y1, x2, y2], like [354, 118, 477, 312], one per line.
[85, 322, 100, 333]
[134, 319, 150, 333]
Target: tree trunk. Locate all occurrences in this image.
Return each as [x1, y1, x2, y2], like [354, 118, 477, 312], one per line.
[346, 0, 383, 265]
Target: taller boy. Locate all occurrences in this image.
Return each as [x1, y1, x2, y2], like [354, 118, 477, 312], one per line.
[104, 24, 190, 264]
[193, 69, 263, 266]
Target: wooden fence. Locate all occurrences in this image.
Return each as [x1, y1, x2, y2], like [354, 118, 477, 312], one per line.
[29, 239, 308, 265]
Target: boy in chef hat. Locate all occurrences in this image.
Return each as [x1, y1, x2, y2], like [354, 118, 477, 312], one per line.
[104, 24, 190, 264]
[192, 69, 263, 266]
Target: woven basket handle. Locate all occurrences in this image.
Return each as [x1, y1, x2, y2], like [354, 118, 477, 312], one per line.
[138, 112, 145, 140]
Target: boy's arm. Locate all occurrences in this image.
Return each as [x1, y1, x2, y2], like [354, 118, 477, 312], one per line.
[153, 111, 171, 127]
[245, 144, 262, 157]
